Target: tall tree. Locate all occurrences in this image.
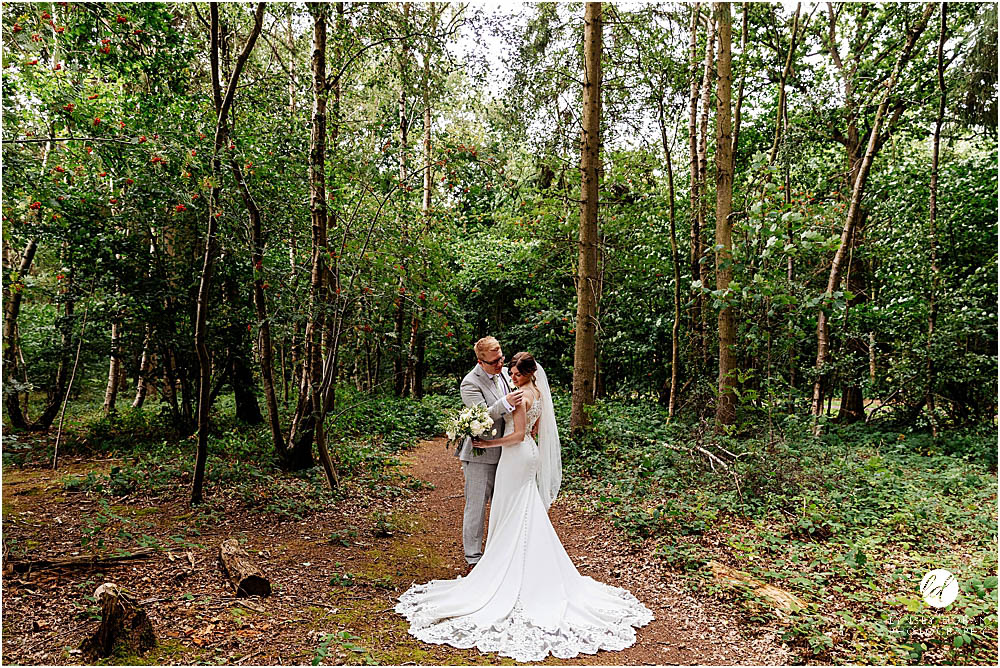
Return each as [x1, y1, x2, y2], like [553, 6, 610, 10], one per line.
[570, 1, 602, 432]
[687, 4, 703, 364]
[926, 2, 947, 437]
[191, 2, 266, 506]
[714, 1, 735, 425]
[695, 8, 716, 364]
[810, 3, 935, 428]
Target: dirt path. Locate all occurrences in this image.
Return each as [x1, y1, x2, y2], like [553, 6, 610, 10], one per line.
[1, 437, 791, 665]
[393, 437, 792, 665]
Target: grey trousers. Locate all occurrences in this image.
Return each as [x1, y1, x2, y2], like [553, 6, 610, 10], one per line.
[461, 459, 498, 564]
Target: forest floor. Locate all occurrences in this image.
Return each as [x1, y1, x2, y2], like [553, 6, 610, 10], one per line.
[1, 435, 794, 666]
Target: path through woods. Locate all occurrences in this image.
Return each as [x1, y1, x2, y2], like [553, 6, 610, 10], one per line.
[2, 437, 792, 665]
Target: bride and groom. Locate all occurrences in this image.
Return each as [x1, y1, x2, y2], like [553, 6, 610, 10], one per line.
[395, 337, 652, 662]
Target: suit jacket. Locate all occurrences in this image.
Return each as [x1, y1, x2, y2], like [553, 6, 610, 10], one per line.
[456, 364, 513, 463]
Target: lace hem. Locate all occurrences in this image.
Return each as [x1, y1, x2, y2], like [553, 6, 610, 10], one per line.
[395, 582, 653, 662]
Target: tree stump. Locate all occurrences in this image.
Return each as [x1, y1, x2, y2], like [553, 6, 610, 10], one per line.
[218, 539, 271, 597]
[80, 583, 156, 659]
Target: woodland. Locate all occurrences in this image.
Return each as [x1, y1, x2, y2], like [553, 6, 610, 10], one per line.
[1, 1, 997, 666]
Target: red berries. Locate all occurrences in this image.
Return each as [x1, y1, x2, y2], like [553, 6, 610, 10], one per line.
[99, 171, 107, 177]
[29, 201, 41, 210]
[190, 149, 196, 156]
[87, 94, 98, 100]
[109, 197, 118, 204]
[27, 59, 38, 66]
[125, 178, 134, 185]
[55, 26, 65, 33]
[92, 117, 101, 126]
[53, 63, 62, 71]
[138, 135, 147, 143]
[54, 165, 65, 173]
[41, 12, 51, 20]
[150, 155, 163, 164]
[116, 15, 127, 24]
[13, 24, 22, 33]
[85, 146, 92, 154]
[63, 103, 75, 112]
[175, 204, 186, 212]
[100, 46, 110, 54]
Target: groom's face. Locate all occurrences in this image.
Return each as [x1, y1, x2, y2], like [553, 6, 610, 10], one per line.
[478, 348, 505, 375]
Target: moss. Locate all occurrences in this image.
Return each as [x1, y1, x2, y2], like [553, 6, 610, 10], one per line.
[132, 507, 161, 517]
[94, 638, 201, 665]
[1, 499, 17, 519]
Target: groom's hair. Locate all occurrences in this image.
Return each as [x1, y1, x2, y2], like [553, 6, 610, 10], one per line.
[474, 336, 500, 360]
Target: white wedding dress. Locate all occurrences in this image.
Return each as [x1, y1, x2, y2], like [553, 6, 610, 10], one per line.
[396, 396, 653, 662]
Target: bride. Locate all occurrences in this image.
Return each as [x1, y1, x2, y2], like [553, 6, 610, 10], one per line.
[395, 353, 653, 662]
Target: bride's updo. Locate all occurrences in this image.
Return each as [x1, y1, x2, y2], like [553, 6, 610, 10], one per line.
[510, 352, 537, 385]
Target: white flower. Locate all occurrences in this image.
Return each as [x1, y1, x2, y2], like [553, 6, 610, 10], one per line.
[446, 430, 456, 441]
[470, 420, 483, 435]
[492, 429, 497, 435]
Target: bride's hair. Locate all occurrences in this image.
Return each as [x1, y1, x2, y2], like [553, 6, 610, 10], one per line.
[510, 352, 538, 389]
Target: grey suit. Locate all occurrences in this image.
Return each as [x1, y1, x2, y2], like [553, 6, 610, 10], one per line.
[456, 364, 514, 563]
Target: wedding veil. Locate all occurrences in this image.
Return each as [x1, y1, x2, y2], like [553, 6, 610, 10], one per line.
[533, 363, 562, 509]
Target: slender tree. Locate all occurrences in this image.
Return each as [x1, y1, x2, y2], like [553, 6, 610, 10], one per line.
[570, 1, 602, 432]
[191, 2, 266, 505]
[696, 8, 715, 363]
[687, 3, 702, 363]
[714, 2, 735, 425]
[811, 3, 935, 428]
[926, 2, 947, 437]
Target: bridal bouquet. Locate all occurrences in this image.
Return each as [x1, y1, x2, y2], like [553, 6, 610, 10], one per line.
[443, 404, 494, 456]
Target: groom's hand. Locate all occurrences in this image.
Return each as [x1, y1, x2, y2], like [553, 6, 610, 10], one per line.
[506, 390, 523, 407]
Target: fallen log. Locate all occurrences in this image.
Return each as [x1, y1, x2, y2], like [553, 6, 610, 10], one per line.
[708, 559, 807, 620]
[7, 548, 156, 573]
[218, 538, 271, 597]
[80, 583, 156, 659]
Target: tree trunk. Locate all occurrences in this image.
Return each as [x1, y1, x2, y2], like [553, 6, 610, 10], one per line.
[132, 324, 153, 409]
[34, 257, 75, 430]
[657, 99, 681, 420]
[811, 3, 934, 425]
[192, 3, 265, 505]
[926, 2, 947, 438]
[3, 239, 38, 430]
[687, 4, 702, 363]
[305, 1, 338, 491]
[103, 320, 122, 414]
[394, 2, 412, 398]
[570, 1, 602, 432]
[231, 159, 291, 460]
[714, 2, 735, 426]
[696, 10, 716, 366]
[731, 2, 748, 165]
[767, 3, 801, 166]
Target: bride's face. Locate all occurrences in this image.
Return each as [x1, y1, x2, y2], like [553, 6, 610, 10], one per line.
[510, 366, 527, 387]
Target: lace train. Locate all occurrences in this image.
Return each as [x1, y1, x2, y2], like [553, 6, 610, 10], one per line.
[396, 576, 653, 662]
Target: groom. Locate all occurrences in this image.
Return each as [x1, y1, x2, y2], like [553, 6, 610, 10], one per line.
[457, 336, 522, 566]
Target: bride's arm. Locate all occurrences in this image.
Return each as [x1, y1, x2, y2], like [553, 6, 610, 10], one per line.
[477, 400, 526, 447]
